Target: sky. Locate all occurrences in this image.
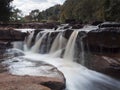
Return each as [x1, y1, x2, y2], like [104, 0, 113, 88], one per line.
[12, 0, 65, 16]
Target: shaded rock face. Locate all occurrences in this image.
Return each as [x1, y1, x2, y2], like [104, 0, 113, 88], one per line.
[91, 21, 103, 26]
[0, 22, 60, 29]
[0, 29, 27, 41]
[71, 24, 83, 29]
[0, 42, 12, 50]
[83, 28, 120, 53]
[98, 22, 120, 28]
[85, 53, 120, 79]
[63, 29, 74, 39]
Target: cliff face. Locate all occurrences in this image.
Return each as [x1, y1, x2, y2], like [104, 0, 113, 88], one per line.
[0, 29, 27, 41]
[81, 23, 120, 78]
[83, 28, 120, 53]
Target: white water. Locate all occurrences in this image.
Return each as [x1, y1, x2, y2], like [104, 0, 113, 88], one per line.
[4, 28, 120, 90]
[31, 33, 47, 53]
[50, 33, 67, 54]
[26, 31, 34, 49]
[35, 32, 42, 42]
[80, 35, 87, 65]
[63, 31, 79, 61]
[5, 52, 120, 90]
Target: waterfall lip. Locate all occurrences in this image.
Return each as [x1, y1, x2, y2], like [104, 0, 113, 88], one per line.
[15, 28, 35, 32]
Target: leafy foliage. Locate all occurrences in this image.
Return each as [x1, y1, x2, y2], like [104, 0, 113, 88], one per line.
[60, 0, 120, 22]
[0, 0, 13, 22]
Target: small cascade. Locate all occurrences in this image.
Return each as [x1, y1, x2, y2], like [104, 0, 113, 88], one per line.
[63, 30, 79, 61]
[50, 32, 67, 54]
[26, 31, 34, 49]
[80, 35, 86, 65]
[59, 34, 68, 50]
[12, 41, 24, 50]
[35, 31, 42, 42]
[49, 33, 61, 53]
[31, 33, 47, 53]
[46, 32, 52, 53]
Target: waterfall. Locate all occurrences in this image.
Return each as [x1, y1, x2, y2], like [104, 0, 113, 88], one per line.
[4, 28, 120, 90]
[50, 32, 67, 54]
[63, 30, 79, 61]
[31, 33, 47, 53]
[35, 32, 42, 42]
[46, 32, 52, 53]
[49, 33, 61, 53]
[80, 35, 86, 65]
[7, 53, 120, 90]
[25, 31, 34, 48]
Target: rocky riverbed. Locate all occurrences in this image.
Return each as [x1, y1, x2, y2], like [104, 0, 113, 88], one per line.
[0, 46, 66, 90]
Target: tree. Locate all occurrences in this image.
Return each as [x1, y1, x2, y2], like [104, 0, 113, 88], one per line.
[60, 0, 120, 22]
[29, 9, 39, 22]
[0, 0, 13, 22]
[10, 8, 23, 22]
[103, 0, 120, 21]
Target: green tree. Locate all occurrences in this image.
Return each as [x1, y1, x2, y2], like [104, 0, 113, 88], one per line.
[60, 0, 120, 22]
[29, 9, 39, 22]
[0, 0, 13, 22]
[10, 8, 23, 22]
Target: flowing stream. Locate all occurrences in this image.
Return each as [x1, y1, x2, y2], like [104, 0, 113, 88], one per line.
[5, 28, 120, 90]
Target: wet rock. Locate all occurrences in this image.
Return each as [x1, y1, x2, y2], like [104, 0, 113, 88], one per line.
[98, 22, 120, 28]
[0, 29, 27, 41]
[0, 41, 12, 49]
[72, 24, 83, 29]
[0, 73, 65, 90]
[91, 21, 103, 26]
[5, 48, 24, 57]
[0, 48, 24, 63]
[83, 27, 120, 53]
[86, 53, 120, 79]
[2, 57, 66, 90]
[63, 29, 74, 39]
[63, 25, 70, 29]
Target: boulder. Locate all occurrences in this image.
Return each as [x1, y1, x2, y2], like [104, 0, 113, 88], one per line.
[98, 22, 120, 28]
[86, 53, 120, 79]
[0, 29, 27, 41]
[63, 29, 74, 39]
[83, 28, 120, 53]
[0, 73, 65, 90]
[72, 24, 83, 29]
[1, 56, 66, 90]
[91, 21, 103, 26]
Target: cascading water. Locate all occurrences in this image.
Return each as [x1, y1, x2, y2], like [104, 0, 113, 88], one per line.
[80, 35, 86, 65]
[35, 31, 42, 42]
[26, 31, 34, 49]
[50, 32, 67, 54]
[63, 30, 79, 61]
[31, 33, 47, 53]
[5, 27, 120, 90]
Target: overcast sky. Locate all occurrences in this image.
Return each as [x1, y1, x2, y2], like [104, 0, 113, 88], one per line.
[12, 0, 65, 15]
